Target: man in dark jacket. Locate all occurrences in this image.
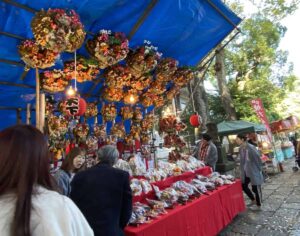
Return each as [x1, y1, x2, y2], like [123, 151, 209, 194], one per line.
[70, 145, 132, 236]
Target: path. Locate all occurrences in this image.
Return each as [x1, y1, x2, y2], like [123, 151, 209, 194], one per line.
[219, 158, 300, 236]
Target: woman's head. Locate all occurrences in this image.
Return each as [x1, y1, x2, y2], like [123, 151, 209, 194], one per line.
[0, 125, 55, 236]
[97, 145, 119, 166]
[60, 147, 86, 173]
[236, 133, 247, 146]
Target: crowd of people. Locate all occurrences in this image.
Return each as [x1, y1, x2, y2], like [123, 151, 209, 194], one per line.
[0, 124, 267, 235]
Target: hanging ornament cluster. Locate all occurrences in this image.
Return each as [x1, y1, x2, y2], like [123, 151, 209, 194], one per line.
[40, 69, 70, 93]
[18, 39, 59, 69]
[31, 9, 86, 52]
[86, 30, 129, 69]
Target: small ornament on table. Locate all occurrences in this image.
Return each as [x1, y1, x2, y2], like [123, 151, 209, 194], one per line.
[104, 64, 131, 88]
[86, 30, 129, 69]
[93, 124, 107, 139]
[31, 9, 86, 52]
[120, 106, 134, 120]
[130, 125, 142, 140]
[103, 87, 123, 102]
[18, 39, 59, 69]
[140, 133, 151, 145]
[86, 136, 98, 153]
[101, 104, 117, 122]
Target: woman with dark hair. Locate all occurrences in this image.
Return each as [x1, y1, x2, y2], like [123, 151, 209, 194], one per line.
[54, 147, 86, 196]
[0, 125, 93, 236]
[236, 133, 264, 210]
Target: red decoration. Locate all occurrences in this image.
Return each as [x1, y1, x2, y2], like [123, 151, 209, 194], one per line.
[63, 97, 86, 116]
[189, 113, 202, 127]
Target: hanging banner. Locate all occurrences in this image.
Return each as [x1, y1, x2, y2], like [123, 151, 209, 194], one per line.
[250, 98, 272, 142]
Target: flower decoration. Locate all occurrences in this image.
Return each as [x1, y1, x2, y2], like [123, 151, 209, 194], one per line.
[159, 115, 186, 134]
[155, 58, 178, 82]
[130, 125, 142, 139]
[104, 64, 131, 88]
[140, 92, 157, 107]
[173, 67, 194, 87]
[103, 87, 123, 102]
[141, 114, 155, 131]
[64, 57, 100, 83]
[31, 9, 86, 52]
[130, 74, 152, 91]
[47, 115, 69, 139]
[133, 107, 143, 123]
[126, 41, 162, 77]
[73, 123, 90, 139]
[110, 123, 126, 138]
[40, 69, 69, 93]
[18, 39, 59, 69]
[153, 95, 165, 108]
[166, 86, 180, 100]
[120, 106, 134, 120]
[85, 103, 98, 118]
[86, 30, 129, 69]
[123, 89, 139, 105]
[147, 80, 166, 95]
[93, 124, 106, 138]
[101, 104, 117, 122]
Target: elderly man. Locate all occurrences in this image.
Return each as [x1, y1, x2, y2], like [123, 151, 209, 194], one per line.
[70, 145, 132, 236]
[193, 133, 218, 171]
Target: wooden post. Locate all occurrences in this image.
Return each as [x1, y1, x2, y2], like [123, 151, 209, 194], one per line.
[40, 93, 45, 132]
[26, 103, 31, 124]
[35, 68, 40, 130]
[16, 108, 22, 124]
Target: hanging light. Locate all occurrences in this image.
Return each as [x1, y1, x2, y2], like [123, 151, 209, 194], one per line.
[129, 94, 135, 103]
[66, 86, 76, 96]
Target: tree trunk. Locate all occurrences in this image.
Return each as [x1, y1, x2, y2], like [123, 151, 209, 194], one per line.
[215, 46, 237, 120]
[190, 78, 208, 131]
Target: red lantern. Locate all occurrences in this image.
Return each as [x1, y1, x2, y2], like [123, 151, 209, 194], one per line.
[63, 97, 86, 116]
[189, 113, 202, 127]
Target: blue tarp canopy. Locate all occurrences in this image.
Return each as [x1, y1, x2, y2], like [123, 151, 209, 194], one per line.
[0, 0, 241, 130]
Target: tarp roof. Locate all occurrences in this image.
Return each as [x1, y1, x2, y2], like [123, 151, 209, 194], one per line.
[217, 120, 266, 136]
[0, 0, 241, 130]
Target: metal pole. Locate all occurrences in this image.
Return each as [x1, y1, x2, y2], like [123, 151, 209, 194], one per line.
[35, 68, 40, 130]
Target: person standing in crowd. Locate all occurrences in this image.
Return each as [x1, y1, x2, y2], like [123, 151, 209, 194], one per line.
[70, 145, 132, 236]
[54, 147, 86, 196]
[193, 133, 218, 171]
[0, 125, 93, 236]
[236, 133, 264, 210]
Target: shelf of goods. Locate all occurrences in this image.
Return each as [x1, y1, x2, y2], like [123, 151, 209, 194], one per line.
[125, 167, 246, 236]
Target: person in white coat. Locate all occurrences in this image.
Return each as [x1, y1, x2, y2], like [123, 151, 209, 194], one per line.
[0, 125, 94, 236]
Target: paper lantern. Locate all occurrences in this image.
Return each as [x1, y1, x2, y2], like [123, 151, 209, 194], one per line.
[189, 113, 202, 127]
[63, 97, 86, 116]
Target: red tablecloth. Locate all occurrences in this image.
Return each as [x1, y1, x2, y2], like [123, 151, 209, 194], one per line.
[125, 180, 245, 236]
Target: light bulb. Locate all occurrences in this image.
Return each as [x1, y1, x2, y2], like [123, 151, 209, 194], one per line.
[166, 107, 171, 113]
[66, 87, 75, 96]
[129, 95, 135, 103]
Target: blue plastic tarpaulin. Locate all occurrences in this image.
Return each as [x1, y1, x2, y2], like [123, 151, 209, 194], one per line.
[0, 0, 241, 129]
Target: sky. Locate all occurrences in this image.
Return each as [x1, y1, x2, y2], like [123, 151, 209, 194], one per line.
[279, 7, 300, 77]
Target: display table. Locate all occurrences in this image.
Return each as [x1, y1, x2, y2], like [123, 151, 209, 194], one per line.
[132, 166, 212, 204]
[125, 180, 245, 236]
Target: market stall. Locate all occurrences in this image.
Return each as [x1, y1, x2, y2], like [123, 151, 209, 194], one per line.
[0, 1, 245, 235]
